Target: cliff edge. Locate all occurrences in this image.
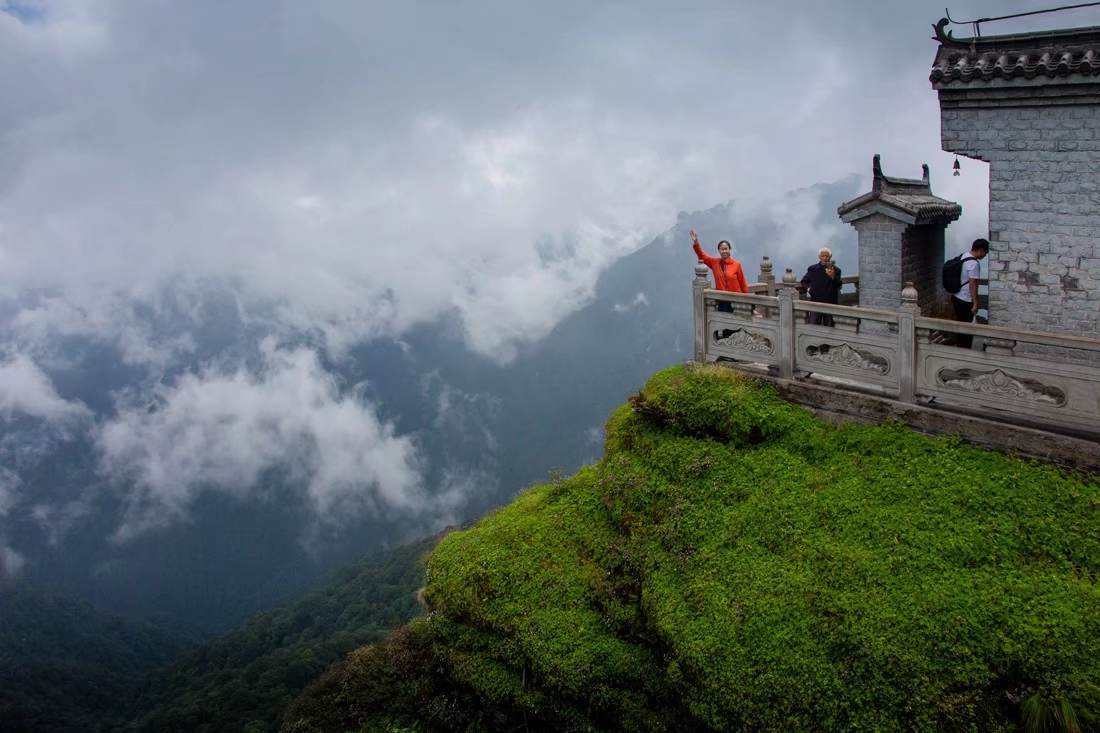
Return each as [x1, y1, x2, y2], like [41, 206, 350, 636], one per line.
[284, 365, 1098, 732]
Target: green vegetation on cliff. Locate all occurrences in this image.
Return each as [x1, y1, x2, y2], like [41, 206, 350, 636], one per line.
[284, 365, 1099, 732]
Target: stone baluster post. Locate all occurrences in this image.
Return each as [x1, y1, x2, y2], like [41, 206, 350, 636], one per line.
[776, 287, 795, 379]
[759, 257, 775, 297]
[897, 281, 920, 402]
[693, 264, 710, 363]
[781, 267, 798, 293]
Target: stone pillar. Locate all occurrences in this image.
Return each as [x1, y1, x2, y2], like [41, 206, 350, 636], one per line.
[693, 264, 709, 362]
[780, 267, 799, 296]
[897, 282, 920, 402]
[776, 287, 795, 379]
[838, 155, 960, 315]
[853, 215, 907, 311]
[758, 257, 775, 296]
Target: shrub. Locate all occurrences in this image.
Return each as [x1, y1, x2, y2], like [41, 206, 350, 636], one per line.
[285, 365, 1099, 732]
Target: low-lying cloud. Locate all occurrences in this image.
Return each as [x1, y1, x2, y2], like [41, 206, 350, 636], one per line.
[0, 353, 90, 424]
[0, 544, 25, 580]
[97, 340, 426, 541]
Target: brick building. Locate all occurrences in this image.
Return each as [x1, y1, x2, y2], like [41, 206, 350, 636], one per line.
[838, 155, 961, 315]
[930, 21, 1100, 338]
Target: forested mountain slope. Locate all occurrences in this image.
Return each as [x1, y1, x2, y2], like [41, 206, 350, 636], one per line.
[0, 587, 191, 732]
[284, 366, 1099, 732]
[127, 535, 435, 733]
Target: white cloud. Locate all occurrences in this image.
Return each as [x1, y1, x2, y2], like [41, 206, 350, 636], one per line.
[0, 544, 25, 580]
[30, 500, 88, 547]
[613, 292, 650, 313]
[0, 466, 19, 516]
[97, 339, 427, 541]
[0, 353, 90, 423]
[0, 1, 1001, 365]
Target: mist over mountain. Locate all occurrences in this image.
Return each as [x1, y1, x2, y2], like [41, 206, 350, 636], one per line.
[0, 178, 861, 633]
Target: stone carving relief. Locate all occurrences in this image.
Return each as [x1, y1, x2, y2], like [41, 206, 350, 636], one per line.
[712, 328, 773, 354]
[936, 368, 1066, 406]
[804, 342, 890, 375]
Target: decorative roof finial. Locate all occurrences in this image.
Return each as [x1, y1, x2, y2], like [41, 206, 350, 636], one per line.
[932, 17, 957, 45]
[872, 154, 884, 192]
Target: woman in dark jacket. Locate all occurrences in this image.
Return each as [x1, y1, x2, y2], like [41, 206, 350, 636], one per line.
[800, 247, 842, 326]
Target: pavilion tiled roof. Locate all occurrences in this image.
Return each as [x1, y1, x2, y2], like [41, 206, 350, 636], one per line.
[930, 21, 1100, 86]
[837, 155, 962, 226]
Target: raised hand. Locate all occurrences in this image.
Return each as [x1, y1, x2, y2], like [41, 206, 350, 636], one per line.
[689, 228, 699, 245]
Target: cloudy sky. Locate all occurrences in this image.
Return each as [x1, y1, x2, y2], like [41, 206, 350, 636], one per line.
[3, 0, 1044, 358]
[2, 0, 1097, 564]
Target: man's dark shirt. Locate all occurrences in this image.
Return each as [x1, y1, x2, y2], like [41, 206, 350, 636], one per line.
[800, 262, 842, 303]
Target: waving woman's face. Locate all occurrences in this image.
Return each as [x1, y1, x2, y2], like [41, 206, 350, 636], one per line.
[717, 242, 731, 260]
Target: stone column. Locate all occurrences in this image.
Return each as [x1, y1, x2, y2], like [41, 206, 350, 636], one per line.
[693, 264, 710, 363]
[897, 281, 920, 402]
[776, 287, 795, 379]
[758, 257, 775, 296]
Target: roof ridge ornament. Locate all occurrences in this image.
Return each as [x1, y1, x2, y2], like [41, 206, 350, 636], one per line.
[838, 156, 960, 226]
[934, 3, 1100, 47]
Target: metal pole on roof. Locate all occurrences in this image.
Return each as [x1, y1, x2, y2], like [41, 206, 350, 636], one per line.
[945, 2, 1100, 38]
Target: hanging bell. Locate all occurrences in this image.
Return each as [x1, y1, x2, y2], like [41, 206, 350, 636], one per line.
[952, 157, 961, 176]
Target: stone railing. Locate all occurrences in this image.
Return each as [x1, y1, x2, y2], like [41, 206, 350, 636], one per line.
[693, 265, 1100, 438]
[748, 257, 860, 305]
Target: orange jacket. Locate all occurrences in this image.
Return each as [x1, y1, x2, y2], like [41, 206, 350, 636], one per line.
[694, 243, 749, 293]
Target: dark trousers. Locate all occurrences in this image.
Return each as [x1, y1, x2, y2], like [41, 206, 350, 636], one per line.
[951, 296, 974, 348]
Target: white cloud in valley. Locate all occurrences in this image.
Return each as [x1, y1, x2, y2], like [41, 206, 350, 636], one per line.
[97, 340, 427, 541]
[0, 353, 90, 424]
[0, 544, 25, 580]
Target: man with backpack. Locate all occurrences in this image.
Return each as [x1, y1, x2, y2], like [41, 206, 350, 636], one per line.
[943, 238, 989, 348]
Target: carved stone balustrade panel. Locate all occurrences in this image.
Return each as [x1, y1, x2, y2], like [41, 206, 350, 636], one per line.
[794, 327, 900, 389]
[708, 311, 779, 366]
[916, 343, 1100, 435]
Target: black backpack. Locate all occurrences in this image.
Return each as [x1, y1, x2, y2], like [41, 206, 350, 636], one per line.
[942, 254, 975, 294]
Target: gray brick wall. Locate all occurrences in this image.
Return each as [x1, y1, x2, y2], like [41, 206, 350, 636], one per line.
[853, 215, 949, 315]
[901, 224, 949, 316]
[853, 214, 906, 311]
[940, 103, 1100, 338]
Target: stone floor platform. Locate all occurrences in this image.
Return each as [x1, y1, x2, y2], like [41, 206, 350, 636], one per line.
[715, 361, 1100, 475]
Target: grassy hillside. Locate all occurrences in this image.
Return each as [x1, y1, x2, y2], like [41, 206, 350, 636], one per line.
[284, 365, 1099, 732]
[129, 536, 434, 732]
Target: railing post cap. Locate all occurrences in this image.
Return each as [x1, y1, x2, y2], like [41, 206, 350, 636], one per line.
[782, 267, 797, 284]
[901, 281, 919, 304]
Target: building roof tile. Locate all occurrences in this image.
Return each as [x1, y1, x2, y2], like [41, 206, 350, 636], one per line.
[930, 21, 1100, 86]
[837, 155, 962, 225]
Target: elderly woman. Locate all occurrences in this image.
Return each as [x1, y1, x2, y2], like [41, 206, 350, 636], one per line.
[800, 247, 842, 326]
[690, 229, 748, 312]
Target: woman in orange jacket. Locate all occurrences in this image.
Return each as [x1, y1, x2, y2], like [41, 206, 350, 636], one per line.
[691, 229, 748, 302]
